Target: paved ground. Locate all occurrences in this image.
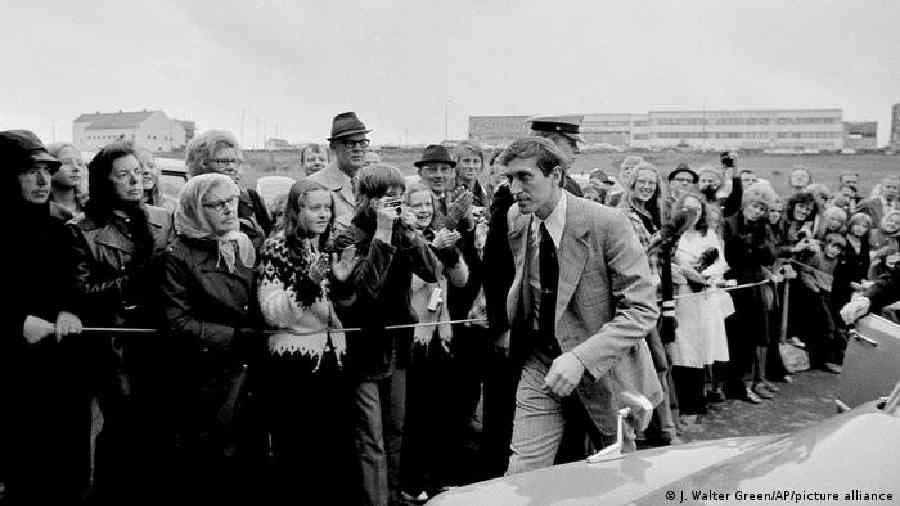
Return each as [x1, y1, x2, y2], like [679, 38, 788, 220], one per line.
[680, 369, 841, 443]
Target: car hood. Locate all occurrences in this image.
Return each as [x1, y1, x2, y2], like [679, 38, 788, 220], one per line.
[429, 403, 899, 505]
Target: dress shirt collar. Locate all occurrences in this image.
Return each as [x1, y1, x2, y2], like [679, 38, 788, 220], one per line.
[531, 190, 567, 248]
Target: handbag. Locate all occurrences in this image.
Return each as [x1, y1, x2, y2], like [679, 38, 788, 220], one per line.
[779, 342, 809, 373]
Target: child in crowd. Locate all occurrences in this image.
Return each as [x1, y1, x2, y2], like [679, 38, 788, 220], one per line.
[401, 182, 469, 501]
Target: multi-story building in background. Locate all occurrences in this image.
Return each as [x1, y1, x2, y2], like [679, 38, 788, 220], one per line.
[467, 115, 530, 147]
[842, 121, 878, 151]
[73, 110, 194, 153]
[891, 103, 900, 150]
[470, 108, 853, 151]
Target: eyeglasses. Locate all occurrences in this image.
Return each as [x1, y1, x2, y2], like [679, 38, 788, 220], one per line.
[210, 158, 242, 167]
[340, 139, 370, 149]
[201, 196, 238, 212]
[673, 177, 695, 183]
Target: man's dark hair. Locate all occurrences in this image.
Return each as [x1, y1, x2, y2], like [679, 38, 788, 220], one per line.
[498, 137, 568, 187]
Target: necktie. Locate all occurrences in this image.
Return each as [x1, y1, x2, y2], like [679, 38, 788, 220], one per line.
[350, 176, 359, 202]
[539, 222, 558, 338]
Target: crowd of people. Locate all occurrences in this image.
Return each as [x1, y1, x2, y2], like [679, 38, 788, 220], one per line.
[1, 110, 898, 505]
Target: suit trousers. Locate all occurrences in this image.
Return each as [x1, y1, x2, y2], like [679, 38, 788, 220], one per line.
[352, 370, 406, 506]
[505, 357, 612, 475]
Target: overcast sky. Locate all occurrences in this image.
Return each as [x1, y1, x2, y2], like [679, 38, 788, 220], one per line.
[2, 0, 899, 146]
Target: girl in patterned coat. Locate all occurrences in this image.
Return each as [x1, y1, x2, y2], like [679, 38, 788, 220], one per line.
[257, 179, 359, 503]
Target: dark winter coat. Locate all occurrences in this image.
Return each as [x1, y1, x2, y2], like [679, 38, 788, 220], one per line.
[333, 210, 441, 381]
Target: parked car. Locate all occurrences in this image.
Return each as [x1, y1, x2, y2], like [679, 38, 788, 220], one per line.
[156, 157, 188, 200]
[255, 175, 296, 212]
[838, 314, 900, 411]
[430, 381, 900, 505]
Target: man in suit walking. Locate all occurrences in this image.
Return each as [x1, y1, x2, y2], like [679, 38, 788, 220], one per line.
[499, 137, 662, 475]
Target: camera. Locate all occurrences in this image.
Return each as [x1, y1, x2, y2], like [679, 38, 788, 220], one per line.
[381, 196, 403, 215]
[720, 152, 735, 169]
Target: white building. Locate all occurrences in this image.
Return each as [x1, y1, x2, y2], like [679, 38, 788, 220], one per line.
[470, 108, 848, 151]
[636, 109, 844, 151]
[73, 110, 193, 152]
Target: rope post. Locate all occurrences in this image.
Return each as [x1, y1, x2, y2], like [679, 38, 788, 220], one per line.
[780, 279, 791, 344]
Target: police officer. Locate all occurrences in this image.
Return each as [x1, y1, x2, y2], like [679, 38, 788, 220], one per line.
[527, 115, 585, 197]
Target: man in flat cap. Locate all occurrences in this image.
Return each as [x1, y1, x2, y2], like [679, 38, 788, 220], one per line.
[308, 111, 372, 232]
[528, 116, 585, 198]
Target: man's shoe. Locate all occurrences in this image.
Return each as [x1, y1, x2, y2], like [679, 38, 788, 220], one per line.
[787, 337, 806, 348]
[741, 388, 763, 404]
[824, 363, 843, 374]
[707, 388, 726, 403]
[752, 385, 775, 399]
[758, 380, 780, 393]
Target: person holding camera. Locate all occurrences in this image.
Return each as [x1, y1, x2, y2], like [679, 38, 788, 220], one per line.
[333, 164, 442, 506]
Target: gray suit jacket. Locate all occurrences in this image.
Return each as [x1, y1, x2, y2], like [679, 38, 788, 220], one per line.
[505, 195, 662, 434]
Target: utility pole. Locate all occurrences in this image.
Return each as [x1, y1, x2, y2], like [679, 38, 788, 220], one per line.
[443, 100, 449, 140]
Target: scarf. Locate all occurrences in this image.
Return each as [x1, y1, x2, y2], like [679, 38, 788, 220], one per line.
[175, 174, 255, 272]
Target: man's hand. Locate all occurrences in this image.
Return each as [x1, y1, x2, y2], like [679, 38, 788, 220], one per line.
[446, 190, 473, 230]
[23, 315, 55, 344]
[840, 296, 871, 325]
[431, 228, 461, 250]
[374, 205, 397, 243]
[544, 352, 585, 397]
[55, 311, 83, 341]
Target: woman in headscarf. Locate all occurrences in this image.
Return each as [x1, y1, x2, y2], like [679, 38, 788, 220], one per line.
[67, 140, 174, 504]
[160, 173, 266, 503]
[1, 130, 89, 504]
[618, 162, 679, 445]
[257, 179, 358, 504]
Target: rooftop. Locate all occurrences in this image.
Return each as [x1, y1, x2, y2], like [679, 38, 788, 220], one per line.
[75, 110, 161, 130]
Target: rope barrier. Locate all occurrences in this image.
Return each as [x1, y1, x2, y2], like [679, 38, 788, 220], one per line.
[79, 281, 779, 337]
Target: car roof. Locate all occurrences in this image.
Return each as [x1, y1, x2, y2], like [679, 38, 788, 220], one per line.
[256, 175, 297, 207]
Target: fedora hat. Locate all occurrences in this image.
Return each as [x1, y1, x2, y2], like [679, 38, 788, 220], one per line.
[414, 144, 456, 168]
[328, 112, 371, 141]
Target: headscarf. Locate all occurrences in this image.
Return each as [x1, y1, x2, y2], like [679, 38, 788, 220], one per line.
[175, 173, 255, 272]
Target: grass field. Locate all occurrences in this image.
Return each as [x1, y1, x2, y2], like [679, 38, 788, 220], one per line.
[237, 149, 898, 199]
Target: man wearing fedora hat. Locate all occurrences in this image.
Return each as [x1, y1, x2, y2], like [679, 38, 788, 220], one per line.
[415, 144, 475, 233]
[528, 116, 584, 198]
[308, 111, 372, 232]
